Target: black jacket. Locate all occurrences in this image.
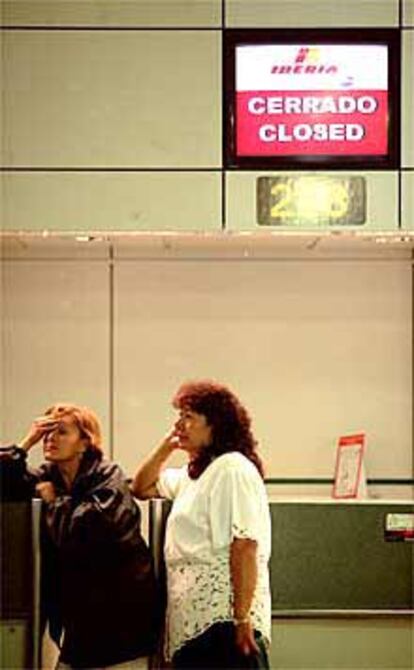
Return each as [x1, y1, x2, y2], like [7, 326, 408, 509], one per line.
[0, 447, 159, 668]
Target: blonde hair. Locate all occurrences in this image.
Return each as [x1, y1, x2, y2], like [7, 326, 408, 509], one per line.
[44, 403, 103, 456]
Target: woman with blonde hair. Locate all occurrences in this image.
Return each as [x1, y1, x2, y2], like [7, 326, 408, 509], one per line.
[1, 403, 157, 669]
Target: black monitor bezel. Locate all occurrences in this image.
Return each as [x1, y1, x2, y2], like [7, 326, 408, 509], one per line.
[223, 28, 401, 170]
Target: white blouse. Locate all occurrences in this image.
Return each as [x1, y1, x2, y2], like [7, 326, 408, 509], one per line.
[157, 451, 272, 660]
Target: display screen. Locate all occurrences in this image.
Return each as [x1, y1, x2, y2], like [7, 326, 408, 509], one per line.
[224, 30, 400, 169]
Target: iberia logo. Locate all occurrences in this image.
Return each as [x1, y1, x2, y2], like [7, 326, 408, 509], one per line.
[271, 47, 338, 74]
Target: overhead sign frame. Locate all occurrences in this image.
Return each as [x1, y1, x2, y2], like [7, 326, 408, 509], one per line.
[223, 28, 401, 170]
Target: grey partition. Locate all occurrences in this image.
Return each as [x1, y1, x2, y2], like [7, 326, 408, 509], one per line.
[270, 501, 414, 612]
[148, 498, 173, 669]
[149, 498, 172, 581]
[0, 500, 42, 669]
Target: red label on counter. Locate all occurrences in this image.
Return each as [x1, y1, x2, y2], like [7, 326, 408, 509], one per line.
[332, 433, 366, 499]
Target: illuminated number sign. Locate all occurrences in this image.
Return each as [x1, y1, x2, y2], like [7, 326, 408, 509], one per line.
[257, 176, 366, 226]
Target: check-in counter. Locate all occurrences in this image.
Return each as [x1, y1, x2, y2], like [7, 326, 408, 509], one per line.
[149, 497, 413, 670]
[3, 497, 411, 669]
[269, 499, 413, 669]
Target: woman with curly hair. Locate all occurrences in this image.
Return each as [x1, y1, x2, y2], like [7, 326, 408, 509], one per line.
[1, 403, 158, 669]
[132, 380, 271, 670]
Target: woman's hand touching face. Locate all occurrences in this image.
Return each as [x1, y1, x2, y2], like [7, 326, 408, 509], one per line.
[160, 426, 184, 451]
[18, 416, 60, 452]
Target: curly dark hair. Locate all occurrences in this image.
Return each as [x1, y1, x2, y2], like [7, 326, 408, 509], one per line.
[172, 380, 265, 480]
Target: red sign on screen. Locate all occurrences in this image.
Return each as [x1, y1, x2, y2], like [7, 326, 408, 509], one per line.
[235, 44, 389, 158]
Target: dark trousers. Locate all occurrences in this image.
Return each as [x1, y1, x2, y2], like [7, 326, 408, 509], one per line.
[172, 622, 270, 670]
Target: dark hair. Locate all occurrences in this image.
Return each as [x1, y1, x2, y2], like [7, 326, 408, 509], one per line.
[172, 380, 265, 480]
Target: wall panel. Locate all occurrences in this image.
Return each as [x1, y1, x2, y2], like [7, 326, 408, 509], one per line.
[3, 172, 222, 231]
[226, 172, 399, 231]
[226, 0, 399, 28]
[270, 618, 413, 669]
[1, 0, 222, 27]
[1, 260, 110, 462]
[403, 0, 414, 26]
[402, 172, 414, 229]
[3, 30, 221, 168]
[402, 31, 414, 168]
[113, 259, 412, 477]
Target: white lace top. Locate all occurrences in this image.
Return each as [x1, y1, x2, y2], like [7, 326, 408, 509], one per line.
[157, 452, 271, 660]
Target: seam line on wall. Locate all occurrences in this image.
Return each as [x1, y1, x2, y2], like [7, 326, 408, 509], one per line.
[0, 167, 224, 172]
[221, 0, 226, 228]
[3, 26, 414, 31]
[398, 168, 403, 229]
[0, 26, 224, 31]
[221, 170, 226, 230]
[3, 257, 411, 265]
[3, 167, 413, 173]
[109, 244, 114, 460]
[264, 478, 414, 485]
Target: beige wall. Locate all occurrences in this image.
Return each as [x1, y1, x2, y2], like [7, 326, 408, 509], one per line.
[270, 617, 413, 669]
[402, 29, 414, 168]
[226, 0, 400, 27]
[404, 0, 414, 26]
[2, 30, 221, 168]
[1, 0, 222, 27]
[3, 172, 222, 231]
[1, 254, 111, 459]
[1, 0, 413, 231]
[1, 1, 413, 490]
[1, 237, 412, 489]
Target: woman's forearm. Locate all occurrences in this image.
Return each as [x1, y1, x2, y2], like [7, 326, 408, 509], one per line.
[131, 440, 175, 498]
[230, 537, 258, 620]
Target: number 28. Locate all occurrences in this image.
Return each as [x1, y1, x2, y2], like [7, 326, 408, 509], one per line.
[270, 180, 350, 221]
